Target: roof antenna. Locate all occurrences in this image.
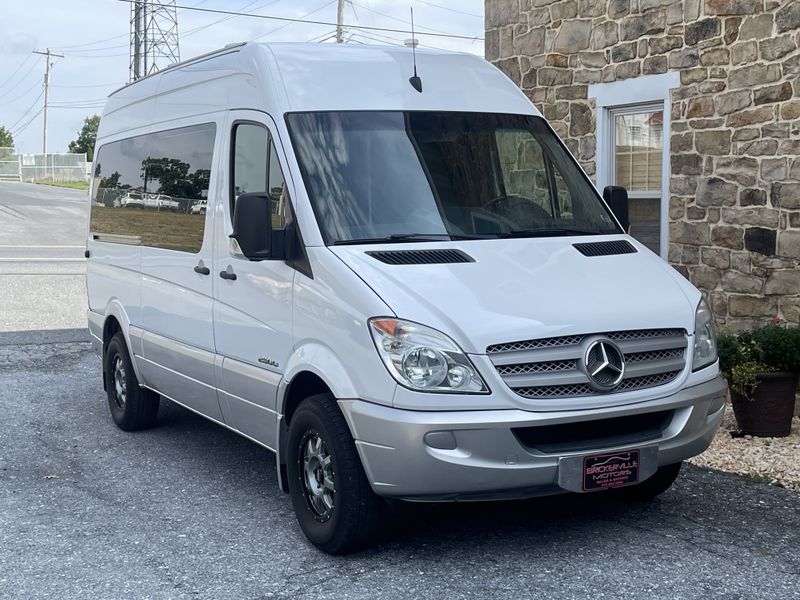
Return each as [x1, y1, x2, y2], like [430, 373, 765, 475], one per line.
[407, 7, 423, 93]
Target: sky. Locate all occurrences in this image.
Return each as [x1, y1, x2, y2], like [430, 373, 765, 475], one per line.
[0, 0, 485, 154]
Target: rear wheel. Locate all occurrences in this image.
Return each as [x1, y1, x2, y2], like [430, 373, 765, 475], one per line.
[612, 461, 682, 502]
[104, 332, 160, 431]
[286, 394, 385, 554]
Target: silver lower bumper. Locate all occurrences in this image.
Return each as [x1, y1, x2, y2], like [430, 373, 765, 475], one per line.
[340, 376, 727, 501]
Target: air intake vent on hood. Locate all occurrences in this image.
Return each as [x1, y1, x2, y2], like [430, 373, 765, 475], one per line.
[366, 249, 474, 265]
[573, 240, 637, 257]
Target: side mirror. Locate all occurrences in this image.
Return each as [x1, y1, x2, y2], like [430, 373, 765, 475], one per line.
[603, 185, 630, 233]
[231, 192, 273, 260]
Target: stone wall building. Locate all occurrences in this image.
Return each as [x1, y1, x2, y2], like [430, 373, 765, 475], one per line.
[485, 0, 800, 329]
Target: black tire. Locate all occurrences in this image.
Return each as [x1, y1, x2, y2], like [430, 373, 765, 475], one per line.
[611, 461, 682, 502]
[286, 394, 385, 554]
[104, 332, 160, 431]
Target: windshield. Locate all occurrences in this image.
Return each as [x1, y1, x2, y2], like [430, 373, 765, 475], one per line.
[286, 111, 620, 244]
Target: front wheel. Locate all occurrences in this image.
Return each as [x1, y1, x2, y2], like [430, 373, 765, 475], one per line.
[286, 394, 385, 554]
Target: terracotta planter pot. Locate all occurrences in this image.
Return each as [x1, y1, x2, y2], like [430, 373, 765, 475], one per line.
[729, 372, 799, 437]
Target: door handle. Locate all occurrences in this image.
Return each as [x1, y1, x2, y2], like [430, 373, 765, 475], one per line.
[219, 269, 237, 281]
[193, 264, 210, 275]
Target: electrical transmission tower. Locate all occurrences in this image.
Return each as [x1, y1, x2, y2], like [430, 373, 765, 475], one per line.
[130, 0, 180, 82]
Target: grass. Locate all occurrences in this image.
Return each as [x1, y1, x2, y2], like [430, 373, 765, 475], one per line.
[90, 205, 205, 253]
[33, 179, 89, 190]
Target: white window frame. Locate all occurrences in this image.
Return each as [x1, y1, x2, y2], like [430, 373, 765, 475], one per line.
[589, 72, 679, 260]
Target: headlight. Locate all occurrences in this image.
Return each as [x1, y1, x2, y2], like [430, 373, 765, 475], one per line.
[692, 299, 718, 371]
[369, 318, 488, 393]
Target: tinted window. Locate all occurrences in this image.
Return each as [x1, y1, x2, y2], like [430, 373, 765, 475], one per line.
[90, 122, 216, 253]
[286, 112, 619, 244]
[231, 123, 287, 228]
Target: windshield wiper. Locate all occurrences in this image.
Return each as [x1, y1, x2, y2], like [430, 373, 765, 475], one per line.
[332, 233, 454, 245]
[500, 227, 601, 238]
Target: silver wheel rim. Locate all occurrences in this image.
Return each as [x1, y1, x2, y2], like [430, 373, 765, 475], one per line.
[112, 355, 127, 409]
[301, 432, 335, 521]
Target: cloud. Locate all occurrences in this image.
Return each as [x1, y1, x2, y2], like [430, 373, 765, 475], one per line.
[0, 0, 484, 153]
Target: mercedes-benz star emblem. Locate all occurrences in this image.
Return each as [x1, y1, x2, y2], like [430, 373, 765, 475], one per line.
[584, 339, 625, 391]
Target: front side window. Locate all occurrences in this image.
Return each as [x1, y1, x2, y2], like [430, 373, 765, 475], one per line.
[286, 111, 619, 244]
[91, 122, 216, 253]
[231, 123, 287, 228]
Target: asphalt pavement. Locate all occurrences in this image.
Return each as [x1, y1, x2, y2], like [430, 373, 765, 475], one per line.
[0, 182, 87, 333]
[1, 183, 799, 599]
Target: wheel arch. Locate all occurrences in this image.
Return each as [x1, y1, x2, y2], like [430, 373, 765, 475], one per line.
[275, 343, 362, 492]
[100, 300, 144, 385]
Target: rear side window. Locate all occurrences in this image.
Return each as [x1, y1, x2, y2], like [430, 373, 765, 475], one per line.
[90, 122, 216, 253]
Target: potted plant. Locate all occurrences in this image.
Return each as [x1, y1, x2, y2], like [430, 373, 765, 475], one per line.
[717, 319, 800, 437]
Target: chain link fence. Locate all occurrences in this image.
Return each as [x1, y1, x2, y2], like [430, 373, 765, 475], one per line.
[0, 147, 20, 181]
[20, 152, 89, 183]
[0, 149, 89, 183]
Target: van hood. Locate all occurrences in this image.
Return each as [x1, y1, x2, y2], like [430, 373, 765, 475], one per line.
[330, 237, 700, 354]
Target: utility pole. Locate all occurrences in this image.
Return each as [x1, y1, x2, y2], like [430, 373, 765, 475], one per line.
[33, 48, 63, 156]
[336, 0, 345, 43]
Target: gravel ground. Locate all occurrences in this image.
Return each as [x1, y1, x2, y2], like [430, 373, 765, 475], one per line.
[689, 406, 800, 492]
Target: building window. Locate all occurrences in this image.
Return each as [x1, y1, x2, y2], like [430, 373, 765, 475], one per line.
[610, 104, 664, 254]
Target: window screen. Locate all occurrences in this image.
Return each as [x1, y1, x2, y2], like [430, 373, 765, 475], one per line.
[90, 122, 216, 253]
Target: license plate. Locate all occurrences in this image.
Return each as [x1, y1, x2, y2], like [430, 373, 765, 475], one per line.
[582, 450, 640, 491]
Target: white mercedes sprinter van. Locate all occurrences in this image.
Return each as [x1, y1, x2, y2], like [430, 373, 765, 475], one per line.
[87, 42, 726, 554]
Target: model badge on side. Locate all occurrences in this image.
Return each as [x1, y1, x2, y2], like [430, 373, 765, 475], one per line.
[583, 339, 625, 391]
[258, 357, 279, 368]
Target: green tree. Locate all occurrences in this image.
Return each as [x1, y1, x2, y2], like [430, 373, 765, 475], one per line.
[0, 126, 13, 148]
[68, 115, 100, 161]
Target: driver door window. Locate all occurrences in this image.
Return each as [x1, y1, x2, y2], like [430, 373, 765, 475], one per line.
[231, 123, 287, 228]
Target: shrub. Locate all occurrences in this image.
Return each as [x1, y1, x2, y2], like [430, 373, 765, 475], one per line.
[717, 322, 800, 400]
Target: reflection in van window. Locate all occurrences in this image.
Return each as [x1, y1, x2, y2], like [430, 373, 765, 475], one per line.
[231, 124, 287, 228]
[287, 112, 619, 243]
[90, 123, 216, 253]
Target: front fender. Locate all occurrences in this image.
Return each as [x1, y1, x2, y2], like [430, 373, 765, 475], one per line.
[278, 342, 361, 415]
[274, 341, 395, 493]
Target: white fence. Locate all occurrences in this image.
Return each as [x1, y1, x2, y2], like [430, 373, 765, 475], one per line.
[0, 147, 19, 181]
[0, 149, 89, 183]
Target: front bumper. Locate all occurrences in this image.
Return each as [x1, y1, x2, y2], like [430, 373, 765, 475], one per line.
[340, 376, 727, 501]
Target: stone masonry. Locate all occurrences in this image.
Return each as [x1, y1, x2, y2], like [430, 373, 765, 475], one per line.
[485, 0, 800, 329]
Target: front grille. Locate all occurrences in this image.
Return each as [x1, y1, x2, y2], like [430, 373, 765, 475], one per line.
[487, 328, 687, 400]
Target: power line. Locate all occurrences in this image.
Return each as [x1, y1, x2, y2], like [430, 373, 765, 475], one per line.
[8, 90, 45, 133]
[413, 0, 482, 18]
[3, 78, 43, 106]
[54, 0, 212, 52]
[182, 0, 282, 39]
[113, 0, 484, 41]
[252, 0, 336, 40]
[51, 82, 125, 88]
[0, 54, 36, 92]
[348, 1, 454, 36]
[0, 56, 42, 101]
[11, 107, 45, 138]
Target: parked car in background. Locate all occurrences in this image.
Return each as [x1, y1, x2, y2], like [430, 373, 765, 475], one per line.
[86, 42, 727, 555]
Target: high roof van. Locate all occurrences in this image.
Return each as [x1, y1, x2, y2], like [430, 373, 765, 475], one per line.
[87, 42, 726, 554]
